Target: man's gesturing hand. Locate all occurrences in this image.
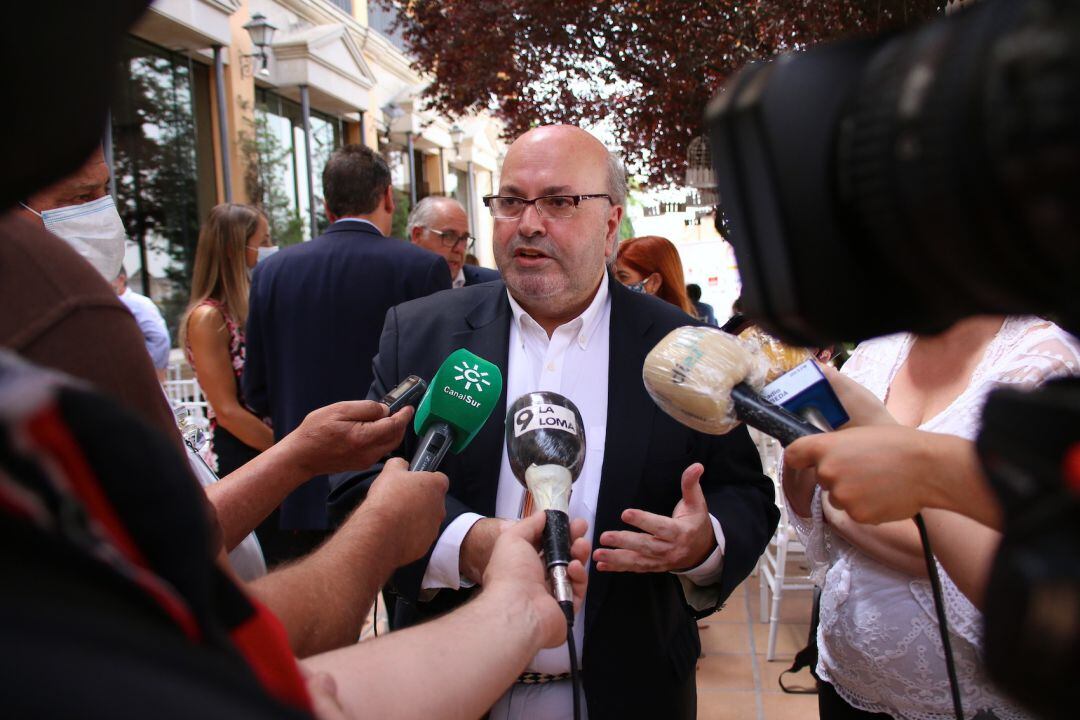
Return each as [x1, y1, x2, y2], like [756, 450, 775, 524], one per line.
[594, 463, 716, 573]
[483, 512, 590, 649]
[362, 457, 449, 568]
[283, 400, 413, 477]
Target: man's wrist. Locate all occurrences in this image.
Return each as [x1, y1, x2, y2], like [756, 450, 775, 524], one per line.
[273, 431, 318, 480]
[460, 518, 506, 583]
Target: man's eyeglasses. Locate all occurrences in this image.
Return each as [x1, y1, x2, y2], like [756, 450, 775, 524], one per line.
[426, 228, 473, 250]
[482, 194, 612, 220]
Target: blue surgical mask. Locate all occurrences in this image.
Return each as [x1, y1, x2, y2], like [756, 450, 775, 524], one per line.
[626, 280, 648, 294]
[23, 195, 128, 280]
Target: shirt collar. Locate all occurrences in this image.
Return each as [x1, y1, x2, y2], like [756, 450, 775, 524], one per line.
[333, 217, 383, 236]
[506, 272, 610, 349]
[453, 267, 466, 289]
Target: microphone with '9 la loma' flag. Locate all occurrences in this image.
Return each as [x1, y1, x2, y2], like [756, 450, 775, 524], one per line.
[409, 349, 503, 471]
[504, 391, 586, 614]
[642, 325, 822, 446]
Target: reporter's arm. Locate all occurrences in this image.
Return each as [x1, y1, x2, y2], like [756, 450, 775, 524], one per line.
[248, 458, 448, 658]
[301, 512, 590, 720]
[920, 508, 1000, 610]
[187, 305, 274, 451]
[785, 426, 1001, 529]
[205, 402, 412, 551]
[821, 492, 927, 577]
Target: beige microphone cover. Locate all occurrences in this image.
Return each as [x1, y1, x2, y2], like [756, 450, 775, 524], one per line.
[737, 326, 815, 382]
[642, 326, 766, 435]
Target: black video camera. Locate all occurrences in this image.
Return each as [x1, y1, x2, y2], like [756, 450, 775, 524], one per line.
[705, 0, 1080, 716]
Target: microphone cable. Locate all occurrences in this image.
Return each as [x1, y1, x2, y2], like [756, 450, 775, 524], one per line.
[560, 601, 582, 720]
[914, 513, 964, 720]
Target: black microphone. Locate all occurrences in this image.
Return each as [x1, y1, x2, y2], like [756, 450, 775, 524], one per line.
[505, 391, 586, 611]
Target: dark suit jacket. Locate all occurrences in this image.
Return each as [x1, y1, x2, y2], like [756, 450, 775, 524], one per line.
[367, 277, 778, 718]
[461, 263, 499, 286]
[693, 299, 718, 326]
[243, 219, 451, 529]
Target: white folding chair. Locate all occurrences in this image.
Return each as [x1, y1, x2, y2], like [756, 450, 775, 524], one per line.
[751, 430, 816, 660]
[163, 360, 210, 427]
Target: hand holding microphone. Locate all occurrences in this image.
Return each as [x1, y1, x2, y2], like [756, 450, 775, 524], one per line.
[505, 391, 586, 613]
[482, 511, 591, 649]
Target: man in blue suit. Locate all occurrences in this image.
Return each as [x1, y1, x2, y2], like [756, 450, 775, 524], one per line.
[407, 196, 500, 287]
[243, 144, 452, 565]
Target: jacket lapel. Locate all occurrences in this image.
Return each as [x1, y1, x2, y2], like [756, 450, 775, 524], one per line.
[585, 279, 659, 633]
[452, 284, 512, 517]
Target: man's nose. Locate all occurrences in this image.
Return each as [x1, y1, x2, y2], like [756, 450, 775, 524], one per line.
[516, 201, 545, 237]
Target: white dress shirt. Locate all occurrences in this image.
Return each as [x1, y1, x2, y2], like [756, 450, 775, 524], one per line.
[422, 274, 726, 719]
[118, 288, 170, 369]
[452, 268, 466, 288]
[332, 217, 383, 235]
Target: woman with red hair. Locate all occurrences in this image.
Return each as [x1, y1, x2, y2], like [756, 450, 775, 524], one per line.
[614, 235, 696, 316]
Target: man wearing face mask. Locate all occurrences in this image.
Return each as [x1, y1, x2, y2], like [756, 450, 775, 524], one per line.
[3, 147, 180, 443]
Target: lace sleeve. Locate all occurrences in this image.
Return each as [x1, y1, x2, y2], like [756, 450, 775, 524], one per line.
[987, 319, 1080, 387]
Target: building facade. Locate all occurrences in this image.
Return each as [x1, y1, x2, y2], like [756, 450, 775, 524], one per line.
[115, 0, 504, 334]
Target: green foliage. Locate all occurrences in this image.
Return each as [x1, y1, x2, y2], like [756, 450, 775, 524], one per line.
[111, 44, 200, 341]
[239, 101, 304, 246]
[391, 188, 411, 239]
[619, 214, 635, 241]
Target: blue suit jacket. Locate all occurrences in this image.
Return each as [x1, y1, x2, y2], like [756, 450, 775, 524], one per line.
[243, 220, 451, 529]
[461, 264, 499, 286]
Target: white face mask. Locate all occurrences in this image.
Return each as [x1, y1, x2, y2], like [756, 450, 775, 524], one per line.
[24, 195, 128, 280]
[256, 245, 278, 263]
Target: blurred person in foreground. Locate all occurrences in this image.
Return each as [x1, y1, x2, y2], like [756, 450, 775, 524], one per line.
[4, 147, 454, 657]
[0, 346, 590, 718]
[613, 234, 697, 317]
[783, 315, 1080, 719]
[0, 21, 594, 711]
[407, 195, 499, 287]
[181, 203, 276, 476]
[112, 264, 171, 381]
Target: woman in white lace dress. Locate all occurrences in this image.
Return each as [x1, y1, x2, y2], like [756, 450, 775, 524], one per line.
[784, 315, 1080, 720]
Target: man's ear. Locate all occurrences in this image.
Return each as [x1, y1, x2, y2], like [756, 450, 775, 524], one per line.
[604, 204, 624, 260]
[323, 199, 337, 224]
[409, 226, 422, 244]
[384, 185, 395, 215]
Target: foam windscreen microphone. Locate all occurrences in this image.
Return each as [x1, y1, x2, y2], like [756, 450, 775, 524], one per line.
[643, 326, 822, 446]
[505, 392, 586, 612]
[409, 349, 504, 471]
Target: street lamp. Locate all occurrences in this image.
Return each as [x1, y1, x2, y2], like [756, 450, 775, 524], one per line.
[450, 124, 464, 155]
[242, 12, 278, 78]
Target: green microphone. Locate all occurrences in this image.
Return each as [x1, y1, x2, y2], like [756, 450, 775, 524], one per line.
[409, 349, 504, 471]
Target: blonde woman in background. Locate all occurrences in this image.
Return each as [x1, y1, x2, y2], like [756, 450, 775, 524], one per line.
[181, 203, 276, 476]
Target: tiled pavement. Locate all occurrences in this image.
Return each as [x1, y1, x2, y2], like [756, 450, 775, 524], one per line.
[696, 574, 818, 720]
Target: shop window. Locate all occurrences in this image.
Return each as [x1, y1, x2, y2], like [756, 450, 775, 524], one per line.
[111, 35, 216, 340]
[252, 89, 343, 244]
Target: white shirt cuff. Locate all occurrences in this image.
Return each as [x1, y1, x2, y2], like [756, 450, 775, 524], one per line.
[672, 514, 726, 586]
[420, 512, 483, 591]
